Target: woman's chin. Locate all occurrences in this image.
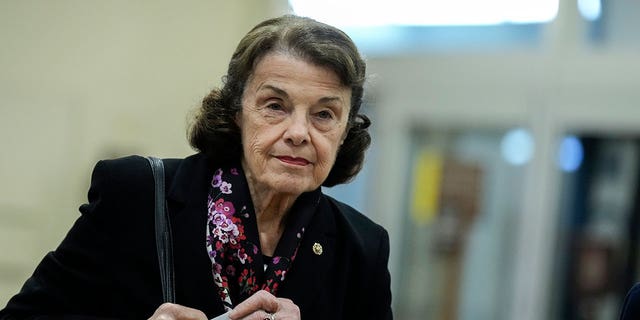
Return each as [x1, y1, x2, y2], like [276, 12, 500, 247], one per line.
[268, 177, 318, 196]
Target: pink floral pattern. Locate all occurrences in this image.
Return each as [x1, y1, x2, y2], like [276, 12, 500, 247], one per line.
[206, 167, 311, 311]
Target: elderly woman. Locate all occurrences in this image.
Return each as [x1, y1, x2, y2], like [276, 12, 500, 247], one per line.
[0, 15, 392, 320]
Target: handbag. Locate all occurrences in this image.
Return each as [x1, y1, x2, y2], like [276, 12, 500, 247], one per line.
[146, 156, 175, 303]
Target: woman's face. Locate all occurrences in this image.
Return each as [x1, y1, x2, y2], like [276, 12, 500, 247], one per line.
[237, 52, 351, 196]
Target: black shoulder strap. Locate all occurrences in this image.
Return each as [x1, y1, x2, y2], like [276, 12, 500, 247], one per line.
[146, 156, 175, 303]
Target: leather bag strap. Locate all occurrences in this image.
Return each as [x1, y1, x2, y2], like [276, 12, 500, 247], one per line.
[146, 156, 175, 303]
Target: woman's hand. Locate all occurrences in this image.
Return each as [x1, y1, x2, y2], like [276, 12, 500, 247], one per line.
[148, 303, 208, 320]
[228, 290, 300, 320]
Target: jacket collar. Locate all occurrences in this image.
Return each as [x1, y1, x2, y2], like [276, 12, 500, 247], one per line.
[167, 153, 215, 206]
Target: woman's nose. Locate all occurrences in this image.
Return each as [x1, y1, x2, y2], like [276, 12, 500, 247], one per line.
[283, 112, 310, 145]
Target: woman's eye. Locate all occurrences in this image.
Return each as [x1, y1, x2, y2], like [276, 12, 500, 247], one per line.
[267, 103, 283, 111]
[317, 110, 334, 120]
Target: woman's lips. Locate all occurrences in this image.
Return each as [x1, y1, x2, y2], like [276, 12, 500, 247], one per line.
[276, 156, 310, 166]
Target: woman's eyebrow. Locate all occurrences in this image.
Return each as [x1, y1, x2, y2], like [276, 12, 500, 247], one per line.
[259, 84, 344, 105]
[258, 84, 289, 99]
[317, 96, 343, 105]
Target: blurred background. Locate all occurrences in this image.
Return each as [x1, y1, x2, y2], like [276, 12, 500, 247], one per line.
[1, 0, 640, 319]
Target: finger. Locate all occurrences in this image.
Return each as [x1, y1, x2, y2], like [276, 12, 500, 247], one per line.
[228, 290, 279, 319]
[276, 298, 300, 319]
[233, 298, 300, 320]
[228, 310, 274, 320]
[259, 310, 275, 320]
[148, 302, 208, 320]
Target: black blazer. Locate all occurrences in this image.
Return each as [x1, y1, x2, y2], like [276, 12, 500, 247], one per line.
[0, 154, 392, 319]
[620, 283, 640, 320]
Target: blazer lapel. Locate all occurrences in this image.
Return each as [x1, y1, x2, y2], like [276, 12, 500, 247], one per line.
[279, 195, 337, 315]
[165, 154, 225, 317]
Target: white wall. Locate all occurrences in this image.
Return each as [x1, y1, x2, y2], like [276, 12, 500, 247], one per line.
[0, 0, 284, 305]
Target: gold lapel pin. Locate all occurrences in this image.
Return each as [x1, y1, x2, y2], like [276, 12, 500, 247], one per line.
[312, 242, 323, 255]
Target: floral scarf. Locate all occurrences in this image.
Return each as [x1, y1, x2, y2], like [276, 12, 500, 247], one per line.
[205, 166, 320, 311]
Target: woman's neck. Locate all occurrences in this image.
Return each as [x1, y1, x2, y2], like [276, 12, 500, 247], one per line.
[244, 170, 299, 256]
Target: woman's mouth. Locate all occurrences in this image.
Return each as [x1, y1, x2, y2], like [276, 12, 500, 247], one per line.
[276, 156, 311, 166]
